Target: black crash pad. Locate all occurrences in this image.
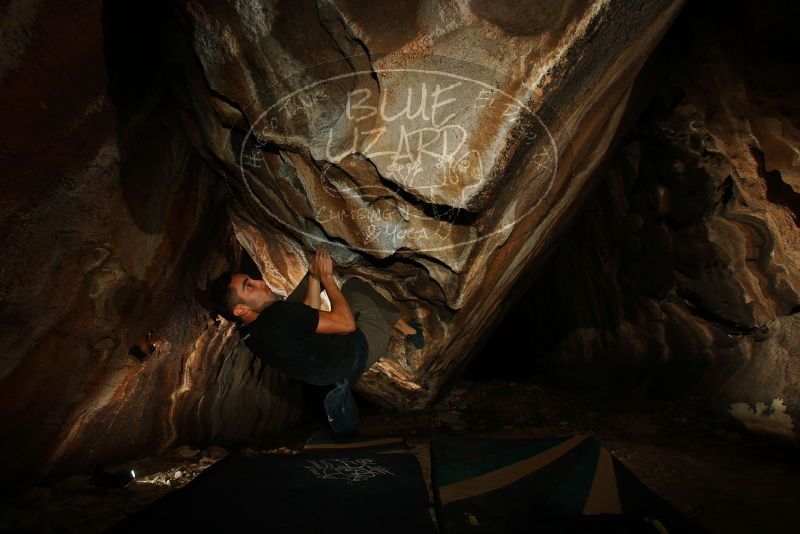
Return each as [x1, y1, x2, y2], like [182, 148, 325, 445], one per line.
[108, 435, 435, 533]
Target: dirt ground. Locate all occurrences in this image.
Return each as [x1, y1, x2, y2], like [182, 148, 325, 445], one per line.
[1, 377, 798, 533]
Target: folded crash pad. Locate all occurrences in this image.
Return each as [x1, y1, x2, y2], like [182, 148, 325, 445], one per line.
[431, 433, 704, 533]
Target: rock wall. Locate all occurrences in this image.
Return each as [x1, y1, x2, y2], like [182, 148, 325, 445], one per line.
[514, 1, 800, 442]
[4, 0, 795, 496]
[0, 1, 301, 492]
[175, 0, 685, 409]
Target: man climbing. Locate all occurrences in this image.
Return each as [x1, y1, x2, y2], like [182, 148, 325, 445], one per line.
[209, 246, 424, 433]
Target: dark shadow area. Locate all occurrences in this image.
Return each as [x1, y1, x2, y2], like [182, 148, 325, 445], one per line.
[464, 0, 800, 399]
[101, 0, 193, 235]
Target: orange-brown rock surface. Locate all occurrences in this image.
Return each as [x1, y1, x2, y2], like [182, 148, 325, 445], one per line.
[175, 0, 684, 409]
[3, 0, 799, 499]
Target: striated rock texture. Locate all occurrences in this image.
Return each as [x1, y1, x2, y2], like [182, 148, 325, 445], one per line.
[0, 1, 301, 492]
[510, 1, 800, 442]
[175, 0, 685, 409]
[3, 0, 796, 499]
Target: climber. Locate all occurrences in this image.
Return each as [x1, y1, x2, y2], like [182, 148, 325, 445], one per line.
[208, 246, 424, 433]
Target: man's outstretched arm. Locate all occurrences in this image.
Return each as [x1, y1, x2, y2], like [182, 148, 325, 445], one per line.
[303, 247, 327, 309]
[302, 272, 322, 309]
[287, 249, 325, 307]
[314, 249, 356, 335]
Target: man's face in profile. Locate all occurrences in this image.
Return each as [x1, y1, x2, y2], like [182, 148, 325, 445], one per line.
[229, 273, 277, 316]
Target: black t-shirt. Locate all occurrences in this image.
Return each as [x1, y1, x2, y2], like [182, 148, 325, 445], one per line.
[240, 300, 365, 386]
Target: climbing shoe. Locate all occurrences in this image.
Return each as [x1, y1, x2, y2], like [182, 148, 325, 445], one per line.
[405, 321, 425, 349]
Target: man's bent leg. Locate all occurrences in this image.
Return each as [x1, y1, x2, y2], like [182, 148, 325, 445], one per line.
[347, 290, 392, 371]
[342, 277, 402, 326]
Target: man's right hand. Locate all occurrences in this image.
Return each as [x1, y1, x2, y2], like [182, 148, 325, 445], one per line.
[316, 247, 334, 278]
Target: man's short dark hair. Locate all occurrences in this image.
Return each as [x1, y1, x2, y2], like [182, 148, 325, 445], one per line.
[210, 271, 243, 324]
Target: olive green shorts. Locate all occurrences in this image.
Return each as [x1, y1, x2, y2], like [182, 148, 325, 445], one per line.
[341, 277, 401, 371]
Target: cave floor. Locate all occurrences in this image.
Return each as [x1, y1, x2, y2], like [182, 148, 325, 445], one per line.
[2, 377, 798, 533]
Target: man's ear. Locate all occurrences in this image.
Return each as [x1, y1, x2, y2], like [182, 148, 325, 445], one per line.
[232, 303, 247, 318]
